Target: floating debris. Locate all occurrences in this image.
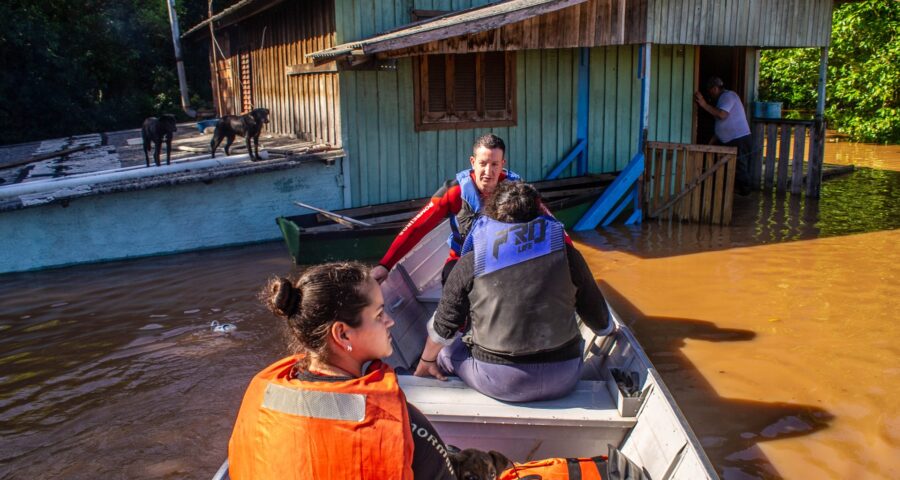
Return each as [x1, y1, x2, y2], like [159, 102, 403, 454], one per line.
[210, 320, 236, 334]
[183, 309, 201, 314]
[50, 302, 69, 308]
[140, 323, 165, 330]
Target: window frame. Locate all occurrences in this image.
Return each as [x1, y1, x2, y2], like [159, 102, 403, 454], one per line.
[413, 52, 517, 132]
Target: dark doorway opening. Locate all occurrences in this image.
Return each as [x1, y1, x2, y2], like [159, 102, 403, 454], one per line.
[695, 46, 747, 144]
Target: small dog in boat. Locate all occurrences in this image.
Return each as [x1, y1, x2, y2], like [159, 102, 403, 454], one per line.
[141, 114, 178, 167]
[450, 447, 511, 480]
[210, 108, 270, 161]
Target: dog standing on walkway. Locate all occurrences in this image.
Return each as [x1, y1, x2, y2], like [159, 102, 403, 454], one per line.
[142, 114, 178, 167]
[210, 108, 270, 161]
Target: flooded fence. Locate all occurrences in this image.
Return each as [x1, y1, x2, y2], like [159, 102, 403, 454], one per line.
[751, 118, 826, 197]
[642, 142, 737, 225]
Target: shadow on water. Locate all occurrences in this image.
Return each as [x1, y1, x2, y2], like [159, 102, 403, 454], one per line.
[575, 167, 900, 259]
[601, 285, 835, 480]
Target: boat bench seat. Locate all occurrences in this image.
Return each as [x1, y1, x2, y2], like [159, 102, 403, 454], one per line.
[398, 375, 635, 429]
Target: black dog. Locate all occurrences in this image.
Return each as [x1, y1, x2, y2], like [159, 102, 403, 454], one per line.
[210, 108, 270, 161]
[142, 114, 177, 167]
[450, 447, 511, 480]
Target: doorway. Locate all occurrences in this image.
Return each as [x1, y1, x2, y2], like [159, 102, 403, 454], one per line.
[695, 46, 747, 144]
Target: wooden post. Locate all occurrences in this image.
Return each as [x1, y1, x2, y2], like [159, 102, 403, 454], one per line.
[764, 123, 777, 190]
[777, 124, 791, 192]
[791, 125, 806, 195]
[807, 47, 829, 198]
[712, 152, 725, 223]
[751, 122, 764, 188]
[807, 120, 825, 197]
[722, 154, 736, 225]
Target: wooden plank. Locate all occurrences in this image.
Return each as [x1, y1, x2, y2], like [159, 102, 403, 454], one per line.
[791, 125, 806, 195]
[777, 121, 791, 192]
[285, 62, 339, 75]
[673, 147, 685, 220]
[660, 147, 672, 212]
[689, 150, 702, 221]
[615, 46, 633, 170]
[557, 48, 575, 177]
[542, 49, 560, 178]
[651, 148, 663, 214]
[764, 122, 777, 190]
[750, 122, 764, 188]
[601, 47, 618, 172]
[670, 46, 686, 143]
[722, 154, 735, 225]
[656, 45, 673, 141]
[806, 121, 824, 197]
[711, 152, 725, 223]
[700, 152, 714, 222]
[525, 50, 542, 180]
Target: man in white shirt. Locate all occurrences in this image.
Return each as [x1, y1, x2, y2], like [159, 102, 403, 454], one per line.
[694, 76, 753, 195]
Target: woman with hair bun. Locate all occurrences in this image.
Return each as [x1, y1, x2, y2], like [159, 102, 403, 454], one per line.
[228, 262, 455, 480]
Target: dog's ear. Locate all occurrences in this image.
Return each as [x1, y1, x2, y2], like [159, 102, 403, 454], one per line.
[489, 450, 512, 473]
[448, 449, 465, 477]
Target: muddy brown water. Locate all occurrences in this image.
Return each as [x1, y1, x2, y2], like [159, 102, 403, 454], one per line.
[1, 141, 898, 479]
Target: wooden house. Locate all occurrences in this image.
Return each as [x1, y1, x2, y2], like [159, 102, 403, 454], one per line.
[184, 0, 840, 223]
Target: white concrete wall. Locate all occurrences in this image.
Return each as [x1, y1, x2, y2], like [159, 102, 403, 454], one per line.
[0, 160, 345, 273]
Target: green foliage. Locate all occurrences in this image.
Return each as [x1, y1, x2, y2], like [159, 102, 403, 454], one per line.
[0, 0, 210, 145]
[759, 0, 900, 143]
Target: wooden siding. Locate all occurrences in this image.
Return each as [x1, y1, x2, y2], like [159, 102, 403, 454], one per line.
[647, 0, 834, 47]
[380, 0, 649, 56]
[334, 2, 696, 206]
[339, 49, 582, 206]
[587, 45, 641, 173]
[215, 0, 341, 146]
[647, 45, 694, 146]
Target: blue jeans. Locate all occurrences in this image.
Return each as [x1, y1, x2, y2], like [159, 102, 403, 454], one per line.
[437, 337, 583, 402]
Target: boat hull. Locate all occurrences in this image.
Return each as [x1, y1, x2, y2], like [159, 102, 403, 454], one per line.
[276, 175, 609, 264]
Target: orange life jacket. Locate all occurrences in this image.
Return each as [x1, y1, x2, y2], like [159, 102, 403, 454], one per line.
[228, 356, 415, 480]
[500, 456, 608, 480]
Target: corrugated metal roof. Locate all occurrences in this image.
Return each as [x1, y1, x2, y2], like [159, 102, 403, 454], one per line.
[182, 0, 284, 38]
[307, 0, 587, 62]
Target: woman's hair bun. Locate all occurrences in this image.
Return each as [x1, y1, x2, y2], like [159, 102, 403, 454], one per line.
[273, 277, 301, 317]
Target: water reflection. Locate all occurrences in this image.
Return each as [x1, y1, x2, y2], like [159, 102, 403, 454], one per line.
[578, 167, 900, 259]
[575, 155, 900, 478]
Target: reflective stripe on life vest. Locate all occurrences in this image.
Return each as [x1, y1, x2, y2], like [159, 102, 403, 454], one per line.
[228, 356, 414, 480]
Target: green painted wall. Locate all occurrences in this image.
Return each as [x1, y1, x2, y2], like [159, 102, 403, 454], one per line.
[334, 1, 695, 206]
[648, 44, 695, 145]
[339, 50, 580, 206]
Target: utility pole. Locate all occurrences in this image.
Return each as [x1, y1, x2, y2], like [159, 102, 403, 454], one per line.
[166, 0, 197, 118]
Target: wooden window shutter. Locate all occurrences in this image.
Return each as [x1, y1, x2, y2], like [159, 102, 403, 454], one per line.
[482, 52, 506, 112]
[414, 52, 516, 131]
[453, 54, 477, 113]
[427, 55, 447, 113]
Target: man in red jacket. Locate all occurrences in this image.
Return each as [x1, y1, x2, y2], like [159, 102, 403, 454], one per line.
[371, 133, 521, 284]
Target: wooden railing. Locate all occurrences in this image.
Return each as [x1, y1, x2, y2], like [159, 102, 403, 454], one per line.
[642, 142, 738, 225]
[750, 118, 826, 197]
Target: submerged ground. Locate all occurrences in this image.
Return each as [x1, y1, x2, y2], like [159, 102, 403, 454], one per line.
[0, 141, 898, 479]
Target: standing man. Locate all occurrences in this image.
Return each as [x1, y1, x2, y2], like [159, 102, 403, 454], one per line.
[370, 133, 521, 284]
[694, 76, 753, 195]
